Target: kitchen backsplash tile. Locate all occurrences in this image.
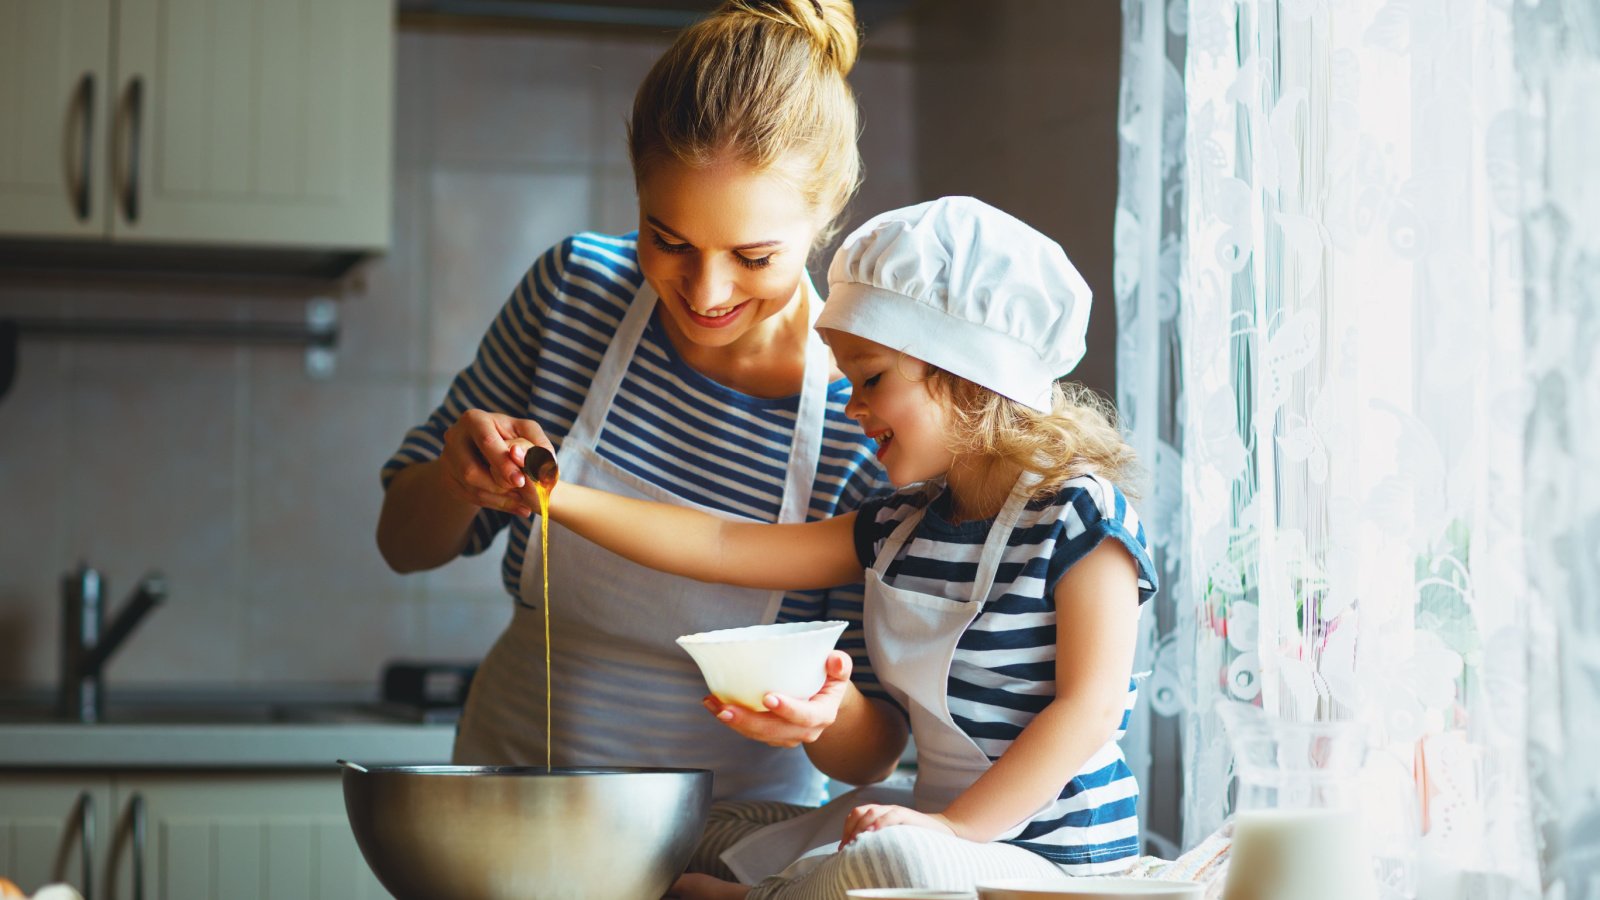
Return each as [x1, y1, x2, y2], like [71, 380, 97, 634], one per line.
[593, 35, 669, 167]
[594, 167, 640, 237]
[426, 167, 592, 378]
[419, 587, 514, 661]
[0, 335, 70, 685]
[242, 580, 419, 683]
[429, 30, 598, 168]
[336, 166, 428, 379]
[395, 31, 434, 168]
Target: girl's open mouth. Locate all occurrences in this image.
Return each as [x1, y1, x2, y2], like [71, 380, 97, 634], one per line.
[871, 429, 894, 459]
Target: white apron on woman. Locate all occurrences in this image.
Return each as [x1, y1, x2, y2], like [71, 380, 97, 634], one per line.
[454, 280, 833, 804]
[722, 474, 1048, 883]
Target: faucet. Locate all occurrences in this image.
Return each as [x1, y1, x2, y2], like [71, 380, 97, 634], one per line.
[58, 564, 166, 723]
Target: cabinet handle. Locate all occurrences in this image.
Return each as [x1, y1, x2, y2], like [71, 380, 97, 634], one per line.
[129, 793, 147, 900]
[121, 77, 143, 224]
[70, 791, 95, 900]
[74, 74, 94, 222]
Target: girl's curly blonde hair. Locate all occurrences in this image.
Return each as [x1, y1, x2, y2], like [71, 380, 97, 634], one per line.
[922, 366, 1141, 499]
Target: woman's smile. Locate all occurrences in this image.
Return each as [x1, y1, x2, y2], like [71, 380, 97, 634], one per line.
[683, 296, 753, 329]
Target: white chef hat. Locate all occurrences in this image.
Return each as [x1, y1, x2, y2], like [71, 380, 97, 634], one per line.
[816, 196, 1091, 413]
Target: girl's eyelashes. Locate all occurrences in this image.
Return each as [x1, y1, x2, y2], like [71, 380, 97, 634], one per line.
[651, 231, 691, 254]
[651, 231, 775, 270]
[862, 373, 881, 387]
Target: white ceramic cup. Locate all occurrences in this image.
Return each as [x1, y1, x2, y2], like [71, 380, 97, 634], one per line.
[675, 620, 849, 711]
[977, 878, 1203, 900]
[845, 890, 977, 900]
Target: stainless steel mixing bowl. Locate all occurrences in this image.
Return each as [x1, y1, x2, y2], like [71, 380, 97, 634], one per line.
[342, 764, 712, 900]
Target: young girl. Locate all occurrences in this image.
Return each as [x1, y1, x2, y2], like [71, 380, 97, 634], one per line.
[534, 196, 1158, 899]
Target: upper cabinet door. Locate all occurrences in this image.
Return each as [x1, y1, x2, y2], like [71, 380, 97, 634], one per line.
[0, 0, 114, 238]
[112, 0, 393, 251]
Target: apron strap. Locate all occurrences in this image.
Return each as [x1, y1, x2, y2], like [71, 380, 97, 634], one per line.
[560, 281, 658, 455]
[967, 470, 1042, 605]
[871, 481, 943, 578]
[777, 276, 828, 525]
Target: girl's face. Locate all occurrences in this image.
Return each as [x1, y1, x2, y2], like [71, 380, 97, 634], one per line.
[827, 331, 957, 486]
[635, 154, 822, 351]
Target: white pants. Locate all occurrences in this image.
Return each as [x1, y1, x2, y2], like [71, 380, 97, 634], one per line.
[745, 825, 1073, 900]
[689, 800, 812, 880]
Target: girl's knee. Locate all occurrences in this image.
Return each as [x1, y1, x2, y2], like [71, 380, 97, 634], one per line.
[844, 825, 937, 857]
[834, 826, 953, 887]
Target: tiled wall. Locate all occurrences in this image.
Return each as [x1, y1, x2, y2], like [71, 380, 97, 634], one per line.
[0, 18, 919, 689]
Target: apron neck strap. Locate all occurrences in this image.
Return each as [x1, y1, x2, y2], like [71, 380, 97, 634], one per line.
[966, 470, 1041, 604]
[779, 275, 828, 524]
[870, 471, 1043, 608]
[561, 281, 659, 452]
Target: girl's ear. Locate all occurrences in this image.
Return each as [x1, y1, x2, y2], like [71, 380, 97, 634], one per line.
[895, 351, 935, 384]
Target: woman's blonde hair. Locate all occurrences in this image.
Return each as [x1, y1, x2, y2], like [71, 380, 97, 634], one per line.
[923, 367, 1142, 499]
[628, 0, 863, 248]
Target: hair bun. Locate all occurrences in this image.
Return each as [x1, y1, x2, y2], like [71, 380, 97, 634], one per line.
[724, 0, 861, 75]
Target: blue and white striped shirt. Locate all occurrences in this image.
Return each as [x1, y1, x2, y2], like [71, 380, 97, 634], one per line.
[383, 231, 890, 693]
[852, 473, 1158, 870]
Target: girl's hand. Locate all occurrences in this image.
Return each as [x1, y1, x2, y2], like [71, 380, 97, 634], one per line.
[841, 804, 958, 845]
[438, 410, 552, 518]
[702, 651, 853, 748]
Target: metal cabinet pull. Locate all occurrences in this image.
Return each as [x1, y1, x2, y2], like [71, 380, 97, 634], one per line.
[74, 74, 94, 221]
[121, 77, 143, 224]
[70, 791, 95, 900]
[129, 793, 147, 900]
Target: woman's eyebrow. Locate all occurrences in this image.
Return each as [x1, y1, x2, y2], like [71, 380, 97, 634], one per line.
[644, 215, 687, 240]
[644, 215, 782, 251]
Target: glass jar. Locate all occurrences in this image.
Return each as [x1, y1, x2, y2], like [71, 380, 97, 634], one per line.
[1219, 701, 1379, 900]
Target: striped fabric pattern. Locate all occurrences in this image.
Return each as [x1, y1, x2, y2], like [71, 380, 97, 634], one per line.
[745, 823, 1102, 899]
[853, 473, 1158, 870]
[382, 231, 889, 691]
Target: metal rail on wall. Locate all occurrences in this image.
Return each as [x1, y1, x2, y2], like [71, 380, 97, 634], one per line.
[0, 298, 339, 403]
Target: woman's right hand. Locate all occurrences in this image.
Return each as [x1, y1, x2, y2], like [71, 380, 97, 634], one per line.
[438, 409, 552, 518]
[703, 651, 854, 748]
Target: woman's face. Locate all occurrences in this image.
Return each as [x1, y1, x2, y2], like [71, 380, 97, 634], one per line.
[827, 330, 958, 486]
[635, 155, 822, 350]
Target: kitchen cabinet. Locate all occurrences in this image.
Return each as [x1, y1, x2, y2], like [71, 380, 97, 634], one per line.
[0, 0, 392, 254]
[0, 777, 111, 896]
[0, 773, 385, 899]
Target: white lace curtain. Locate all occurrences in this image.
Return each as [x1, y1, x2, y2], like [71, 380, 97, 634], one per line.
[1114, 0, 1600, 894]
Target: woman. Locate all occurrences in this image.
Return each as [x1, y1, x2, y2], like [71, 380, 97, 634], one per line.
[375, 0, 898, 877]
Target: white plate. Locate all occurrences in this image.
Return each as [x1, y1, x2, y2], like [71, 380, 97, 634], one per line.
[977, 877, 1203, 900]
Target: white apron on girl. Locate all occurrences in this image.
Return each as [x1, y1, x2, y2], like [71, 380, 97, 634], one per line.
[722, 473, 1047, 883]
[454, 279, 832, 803]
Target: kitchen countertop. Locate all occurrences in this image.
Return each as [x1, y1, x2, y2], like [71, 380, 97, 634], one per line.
[0, 721, 456, 769]
[0, 685, 457, 769]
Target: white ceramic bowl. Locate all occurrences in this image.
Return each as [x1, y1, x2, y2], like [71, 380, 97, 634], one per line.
[851, 883, 972, 890]
[977, 878, 1203, 900]
[675, 620, 848, 711]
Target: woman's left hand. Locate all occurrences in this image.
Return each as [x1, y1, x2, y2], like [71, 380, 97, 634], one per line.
[841, 804, 958, 845]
